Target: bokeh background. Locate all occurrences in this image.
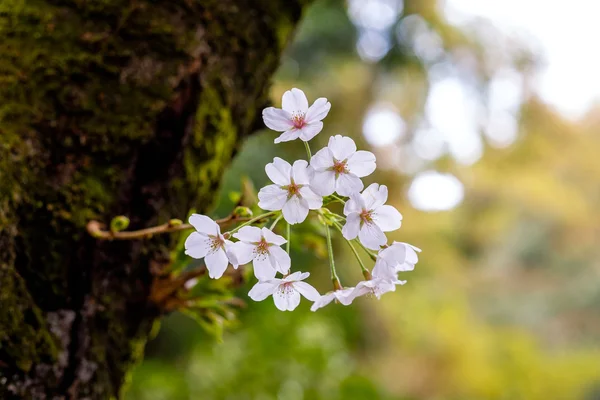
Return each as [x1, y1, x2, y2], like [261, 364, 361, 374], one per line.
[126, 0, 600, 398]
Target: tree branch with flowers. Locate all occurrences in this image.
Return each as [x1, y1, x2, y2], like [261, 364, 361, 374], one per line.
[90, 88, 421, 314]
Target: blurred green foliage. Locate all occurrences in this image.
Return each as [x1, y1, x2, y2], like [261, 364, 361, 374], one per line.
[126, 0, 600, 399]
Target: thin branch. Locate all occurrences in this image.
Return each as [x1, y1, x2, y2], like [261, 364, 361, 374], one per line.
[86, 215, 248, 241]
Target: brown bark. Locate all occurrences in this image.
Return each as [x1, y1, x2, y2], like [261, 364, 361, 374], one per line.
[0, 0, 308, 398]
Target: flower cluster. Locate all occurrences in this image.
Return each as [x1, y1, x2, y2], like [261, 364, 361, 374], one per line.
[185, 88, 420, 312]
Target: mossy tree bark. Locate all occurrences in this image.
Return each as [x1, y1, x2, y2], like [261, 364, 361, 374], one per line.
[0, 0, 308, 398]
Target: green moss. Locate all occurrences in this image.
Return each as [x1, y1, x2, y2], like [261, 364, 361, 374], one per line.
[0, 0, 310, 396]
[0, 264, 58, 372]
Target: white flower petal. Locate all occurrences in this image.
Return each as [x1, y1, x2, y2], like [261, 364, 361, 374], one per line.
[233, 226, 262, 243]
[293, 281, 320, 301]
[184, 232, 211, 259]
[298, 121, 323, 142]
[188, 214, 219, 235]
[310, 292, 336, 312]
[205, 248, 230, 279]
[248, 281, 279, 301]
[274, 129, 301, 144]
[334, 288, 357, 305]
[305, 97, 331, 123]
[347, 151, 376, 177]
[262, 107, 293, 131]
[253, 254, 277, 281]
[346, 283, 373, 302]
[261, 227, 287, 246]
[310, 147, 334, 171]
[265, 157, 292, 186]
[328, 135, 356, 161]
[299, 186, 323, 209]
[269, 245, 291, 275]
[282, 88, 309, 113]
[372, 205, 402, 232]
[274, 285, 301, 311]
[310, 170, 336, 196]
[358, 222, 387, 250]
[344, 192, 365, 215]
[258, 184, 288, 211]
[285, 271, 308, 282]
[224, 240, 238, 267]
[231, 241, 256, 265]
[282, 196, 310, 224]
[372, 258, 397, 281]
[291, 159, 312, 185]
[342, 213, 361, 240]
[335, 173, 364, 197]
[362, 183, 388, 210]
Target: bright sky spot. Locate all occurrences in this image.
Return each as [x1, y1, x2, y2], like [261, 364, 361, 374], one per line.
[445, 0, 600, 119]
[362, 103, 406, 146]
[426, 77, 483, 165]
[408, 171, 465, 211]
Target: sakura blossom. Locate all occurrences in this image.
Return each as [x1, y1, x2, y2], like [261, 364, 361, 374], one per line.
[257, 157, 323, 224]
[310, 287, 356, 312]
[262, 88, 331, 144]
[248, 271, 321, 311]
[342, 183, 403, 250]
[378, 241, 421, 273]
[310, 135, 377, 196]
[179, 89, 421, 314]
[184, 214, 238, 279]
[231, 226, 290, 281]
[346, 256, 408, 302]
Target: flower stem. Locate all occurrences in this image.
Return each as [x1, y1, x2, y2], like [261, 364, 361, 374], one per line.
[286, 221, 291, 254]
[227, 211, 278, 234]
[324, 223, 341, 286]
[269, 214, 283, 230]
[331, 220, 377, 262]
[329, 221, 371, 273]
[303, 141, 312, 159]
[331, 194, 346, 204]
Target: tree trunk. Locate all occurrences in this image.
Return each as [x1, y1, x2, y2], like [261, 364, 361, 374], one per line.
[0, 1, 307, 398]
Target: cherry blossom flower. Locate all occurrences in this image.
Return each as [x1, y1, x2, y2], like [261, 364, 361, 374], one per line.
[342, 183, 403, 250]
[231, 226, 290, 281]
[248, 271, 321, 311]
[310, 135, 377, 196]
[346, 258, 407, 302]
[310, 287, 356, 311]
[184, 214, 237, 279]
[258, 157, 323, 224]
[378, 241, 421, 273]
[262, 88, 331, 144]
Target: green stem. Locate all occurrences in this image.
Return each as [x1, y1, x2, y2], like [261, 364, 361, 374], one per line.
[324, 223, 340, 284]
[331, 194, 346, 204]
[303, 141, 312, 159]
[331, 220, 377, 262]
[286, 222, 291, 254]
[227, 211, 277, 235]
[269, 214, 283, 230]
[330, 221, 371, 273]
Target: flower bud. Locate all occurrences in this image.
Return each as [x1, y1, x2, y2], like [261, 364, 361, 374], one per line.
[168, 218, 183, 227]
[232, 206, 253, 218]
[110, 216, 130, 233]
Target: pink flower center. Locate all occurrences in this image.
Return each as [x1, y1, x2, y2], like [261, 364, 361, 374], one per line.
[359, 209, 373, 224]
[278, 282, 295, 296]
[283, 180, 303, 199]
[291, 112, 306, 129]
[255, 238, 270, 255]
[331, 159, 349, 177]
[208, 235, 224, 251]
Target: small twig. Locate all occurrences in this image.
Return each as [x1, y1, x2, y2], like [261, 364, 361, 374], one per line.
[86, 215, 248, 241]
